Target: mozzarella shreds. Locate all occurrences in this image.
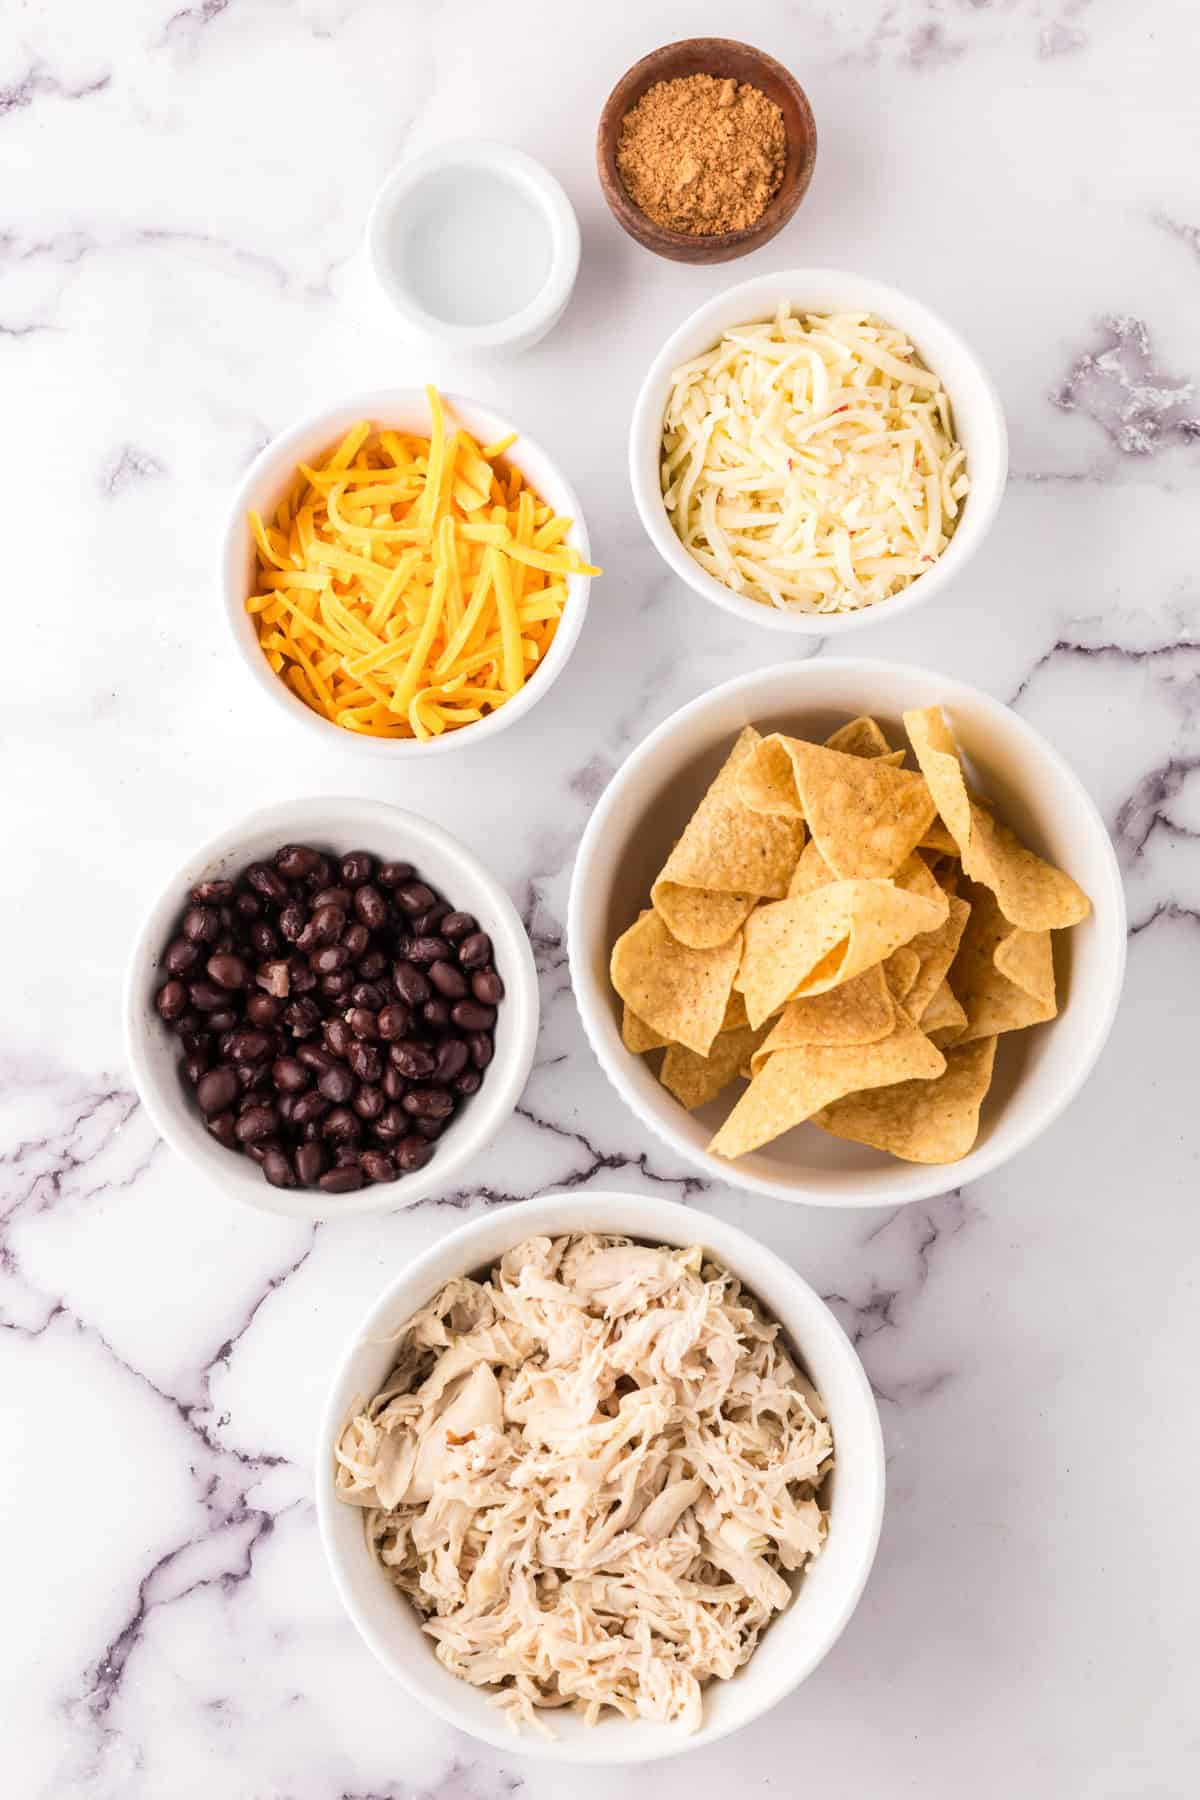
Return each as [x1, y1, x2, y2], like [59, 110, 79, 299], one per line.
[334, 1234, 833, 1737]
[661, 305, 970, 615]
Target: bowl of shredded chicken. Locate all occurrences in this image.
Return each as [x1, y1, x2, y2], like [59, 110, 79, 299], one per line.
[319, 1193, 884, 1762]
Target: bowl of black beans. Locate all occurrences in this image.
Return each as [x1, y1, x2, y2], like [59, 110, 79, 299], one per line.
[124, 799, 539, 1219]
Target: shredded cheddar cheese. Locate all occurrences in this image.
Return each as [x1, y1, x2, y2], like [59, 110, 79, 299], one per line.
[246, 388, 599, 739]
[661, 307, 969, 616]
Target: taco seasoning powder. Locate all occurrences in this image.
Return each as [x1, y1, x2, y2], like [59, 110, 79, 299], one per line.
[616, 74, 787, 236]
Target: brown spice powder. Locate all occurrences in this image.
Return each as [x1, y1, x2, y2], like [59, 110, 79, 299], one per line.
[616, 74, 787, 236]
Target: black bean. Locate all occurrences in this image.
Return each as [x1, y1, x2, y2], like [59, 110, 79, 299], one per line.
[279, 903, 307, 944]
[262, 1148, 295, 1189]
[305, 854, 333, 889]
[319, 971, 354, 1000]
[393, 963, 430, 1007]
[410, 907, 447, 936]
[396, 881, 437, 916]
[228, 1029, 273, 1064]
[428, 959, 468, 999]
[334, 1144, 363, 1169]
[433, 1038, 469, 1084]
[341, 852, 375, 886]
[407, 935, 452, 967]
[402, 1086, 454, 1120]
[235, 1104, 277, 1143]
[288, 958, 317, 993]
[381, 1066, 408, 1102]
[347, 1041, 382, 1084]
[206, 952, 249, 990]
[440, 911, 478, 942]
[247, 993, 282, 1028]
[353, 1083, 385, 1121]
[243, 1138, 273, 1165]
[324, 1017, 355, 1058]
[361, 1149, 396, 1183]
[179, 1024, 211, 1055]
[342, 923, 370, 959]
[373, 1104, 408, 1142]
[182, 1050, 209, 1085]
[246, 863, 288, 905]
[206, 1008, 239, 1034]
[349, 983, 386, 1012]
[272, 1056, 310, 1094]
[249, 921, 279, 957]
[295, 1140, 327, 1185]
[471, 968, 504, 1005]
[455, 1067, 483, 1096]
[156, 979, 188, 1023]
[283, 996, 320, 1037]
[377, 1002, 411, 1041]
[413, 1116, 449, 1141]
[353, 883, 387, 929]
[311, 945, 349, 976]
[310, 904, 346, 946]
[396, 1134, 435, 1173]
[457, 931, 492, 970]
[236, 1062, 272, 1093]
[197, 1066, 238, 1116]
[208, 1109, 238, 1149]
[234, 892, 262, 919]
[467, 1031, 494, 1070]
[165, 937, 201, 975]
[389, 1041, 436, 1080]
[312, 886, 353, 913]
[294, 920, 320, 954]
[277, 1092, 298, 1125]
[183, 905, 220, 945]
[256, 961, 291, 999]
[376, 860, 414, 888]
[292, 1091, 330, 1127]
[423, 999, 451, 1030]
[191, 878, 234, 904]
[451, 1000, 496, 1031]
[297, 1043, 335, 1073]
[322, 1106, 360, 1145]
[357, 950, 388, 980]
[275, 844, 320, 880]
[318, 1064, 354, 1104]
[188, 980, 228, 1013]
[319, 1165, 364, 1194]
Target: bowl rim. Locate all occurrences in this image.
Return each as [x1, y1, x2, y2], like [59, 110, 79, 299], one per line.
[314, 1187, 886, 1763]
[595, 37, 817, 257]
[219, 386, 593, 758]
[367, 139, 581, 349]
[122, 795, 540, 1221]
[628, 267, 1009, 635]
[566, 656, 1127, 1209]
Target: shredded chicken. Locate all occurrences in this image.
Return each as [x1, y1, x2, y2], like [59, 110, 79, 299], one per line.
[334, 1235, 833, 1736]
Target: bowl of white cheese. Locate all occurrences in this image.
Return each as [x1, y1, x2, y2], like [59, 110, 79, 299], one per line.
[629, 269, 1007, 634]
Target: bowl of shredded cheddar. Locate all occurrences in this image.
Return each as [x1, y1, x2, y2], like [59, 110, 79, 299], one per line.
[222, 387, 599, 753]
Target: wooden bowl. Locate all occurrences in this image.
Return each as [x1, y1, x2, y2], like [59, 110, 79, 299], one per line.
[596, 38, 817, 265]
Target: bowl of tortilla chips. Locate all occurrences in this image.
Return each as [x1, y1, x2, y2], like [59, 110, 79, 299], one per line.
[567, 659, 1125, 1207]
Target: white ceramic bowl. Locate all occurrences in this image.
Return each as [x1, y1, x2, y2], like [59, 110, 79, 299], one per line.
[367, 141, 580, 353]
[124, 797, 539, 1221]
[221, 388, 593, 758]
[629, 269, 1008, 636]
[316, 1190, 885, 1763]
[568, 659, 1126, 1209]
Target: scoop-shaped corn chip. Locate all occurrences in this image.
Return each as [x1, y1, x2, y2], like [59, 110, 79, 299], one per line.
[736, 879, 947, 1028]
[651, 727, 804, 948]
[904, 705, 1091, 930]
[815, 1036, 997, 1163]
[950, 879, 1057, 1041]
[738, 735, 937, 879]
[661, 1022, 768, 1111]
[611, 909, 741, 1056]
[749, 965, 895, 1073]
[709, 1009, 946, 1159]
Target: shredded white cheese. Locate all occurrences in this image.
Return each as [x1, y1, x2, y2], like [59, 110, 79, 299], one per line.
[661, 305, 970, 615]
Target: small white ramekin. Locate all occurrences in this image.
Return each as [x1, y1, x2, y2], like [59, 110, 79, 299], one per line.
[629, 269, 1008, 636]
[316, 1190, 885, 1763]
[221, 388, 593, 758]
[367, 140, 580, 354]
[568, 658, 1126, 1210]
[123, 797, 539, 1221]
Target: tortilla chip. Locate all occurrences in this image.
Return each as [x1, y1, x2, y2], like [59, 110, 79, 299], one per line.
[709, 1010, 946, 1159]
[824, 716, 905, 766]
[931, 856, 961, 896]
[893, 852, 951, 916]
[884, 946, 921, 1000]
[815, 1037, 998, 1163]
[622, 1006, 670, 1054]
[611, 910, 741, 1055]
[919, 817, 960, 857]
[739, 735, 937, 880]
[749, 965, 895, 1073]
[920, 979, 968, 1044]
[903, 894, 972, 1022]
[651, 729, 804, 948]
[904, 706, 1091, 930]
[787, 838, 837, 898]
[720, 990, 750, 1033]
[736, 879, 946, 1027]
[950, 879, 1057, 1042]
[660, 1022, 768, 1110]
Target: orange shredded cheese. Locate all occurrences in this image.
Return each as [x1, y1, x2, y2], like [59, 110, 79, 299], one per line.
[246, 387, 599, 739]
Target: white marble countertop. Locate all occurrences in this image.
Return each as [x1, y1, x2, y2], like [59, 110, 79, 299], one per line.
[3, 2, 1197, 1794]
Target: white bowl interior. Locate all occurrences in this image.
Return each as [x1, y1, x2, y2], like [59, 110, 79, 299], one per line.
[316, 1191, 884, 1764]
[630, 269, 1008, 635]
[569, 660, 1125, 1208]
[124, 797, 538, 1221]
[221, 388, 592, 756]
